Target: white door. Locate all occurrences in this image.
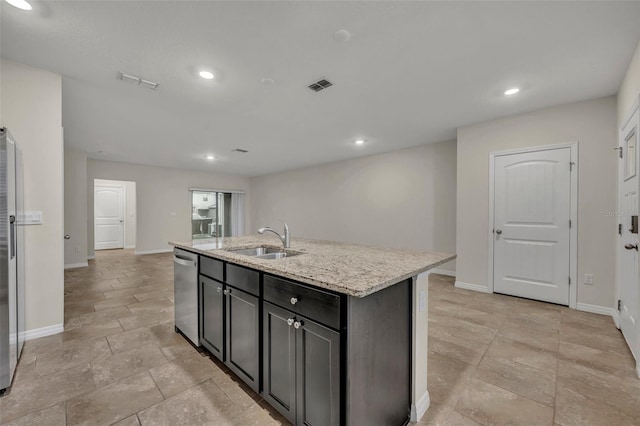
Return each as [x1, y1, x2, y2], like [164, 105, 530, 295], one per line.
[493, 148, 572, 305]
[94, 185, 124, 250]
[618, 104, 640, 367]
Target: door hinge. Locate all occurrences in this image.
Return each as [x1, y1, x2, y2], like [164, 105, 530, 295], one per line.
[568, 276, 571, 286]
[618, 299, 622, 311]
[569, 219, 572, 229]
[569, 162, 574, 171]
[619, 224, 623, 235]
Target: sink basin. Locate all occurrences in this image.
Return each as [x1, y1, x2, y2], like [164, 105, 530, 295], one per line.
[226, 247, 283, 256]
[225, 246, 300, 260]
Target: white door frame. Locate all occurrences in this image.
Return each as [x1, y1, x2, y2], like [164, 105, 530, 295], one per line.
[94, 182, 127, 249]
[488, 142, 578, 309]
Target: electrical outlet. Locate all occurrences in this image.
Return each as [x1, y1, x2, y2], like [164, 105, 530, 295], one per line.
[584, 273, 593, 285]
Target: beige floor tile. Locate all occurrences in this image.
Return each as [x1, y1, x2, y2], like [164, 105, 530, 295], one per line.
[137, 379, 243, 426]
[0, 402, 66, 426]
[455, 378, 554, 426]
[559, 341, 636, 378]
[112, 414, 141, 426]
[148, 351, 219, 398]
[429, 335, 489, 366]
[93, 295, 139, 311]
[419, 408, 482, 426]
[427, 350, 476, 410]
[554, 381, 639, 426]
[66, 371, 163, 426]
[126, 298, 173, 316]
[475, 355, 556, 406]
[118, 310, 174, 331]
[560, 327, 631, 357]
[35, 337, 112, 376]
[64, 307, 132, 330]
[497, 322, 559, 352]
[430, 316, 498, 345]
[486, 336, 558, 371]
[106, 323, 184, 354]
[90, 343, 168, 387]
[0, 364, 95, 423]
[61, 319, 124, 343]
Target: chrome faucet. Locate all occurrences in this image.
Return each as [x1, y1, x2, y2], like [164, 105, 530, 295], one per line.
[258, 222, 290, 248]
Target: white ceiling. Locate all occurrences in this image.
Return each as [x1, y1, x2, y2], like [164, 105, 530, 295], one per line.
[2, 1, 640, 177]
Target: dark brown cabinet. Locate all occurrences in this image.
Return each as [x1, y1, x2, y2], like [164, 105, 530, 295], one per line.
[200, 275, 224, 360]
[263, 300, 341, 425]
[225, 285, 260, 392]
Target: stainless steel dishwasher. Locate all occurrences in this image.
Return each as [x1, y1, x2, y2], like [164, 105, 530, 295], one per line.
[173, 248, 200, 346]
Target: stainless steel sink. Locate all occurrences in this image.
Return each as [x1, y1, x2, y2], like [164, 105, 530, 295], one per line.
[225, 247, 300, 260]
[226, 247, 282, 256]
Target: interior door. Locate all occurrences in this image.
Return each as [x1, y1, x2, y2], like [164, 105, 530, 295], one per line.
[493, 147, 572, 305]
[94, 185, 124, 250]
[619, 105, 640, 367]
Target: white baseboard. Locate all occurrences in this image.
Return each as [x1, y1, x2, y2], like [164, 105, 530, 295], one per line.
[24, 323, 63, 341]
[612, 309, 621, 328]
[576, 303, 616, 317]
[64, 262, 88, 269]
[454, 280, 491, 293]
[135, 248, 173, 255]
[431, 268, 456, 277]
[124, 245, 136, 249]
[410, 391, 430, 423]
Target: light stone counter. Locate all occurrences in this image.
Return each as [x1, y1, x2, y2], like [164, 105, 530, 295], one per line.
[170, 235, 455, 298]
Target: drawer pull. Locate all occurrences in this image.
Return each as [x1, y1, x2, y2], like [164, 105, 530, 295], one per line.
[287, 318, 295, 326]
[293, 320, 304, 329]
[290, 297, 299, 305]
[223, 289, 231, 295]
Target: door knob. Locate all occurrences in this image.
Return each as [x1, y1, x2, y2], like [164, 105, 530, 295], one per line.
[287, 318, 295, 326]
[495, 229, 502, 235]
[624, 243, 638, 251]
[290, 297, 298, 305]
[64, 234, 71, 240]
[293, 320, 304, 329]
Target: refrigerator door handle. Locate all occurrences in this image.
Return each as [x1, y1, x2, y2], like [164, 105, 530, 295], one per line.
[9, 215, 15, 260]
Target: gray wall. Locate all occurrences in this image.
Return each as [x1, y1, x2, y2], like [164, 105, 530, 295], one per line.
[250, 140, 457, 272]
[87, 159, 251, 256]
[64, 149, 88, 267]
[1, 59, 65, 333]
[457, 96, 617, 308]
[618, 39, 640, 126]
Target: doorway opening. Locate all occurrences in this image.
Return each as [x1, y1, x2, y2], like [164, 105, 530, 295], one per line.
[488, 143, 578, 308]
[94, 179, 137, 251]
[190, 189, 244, 239]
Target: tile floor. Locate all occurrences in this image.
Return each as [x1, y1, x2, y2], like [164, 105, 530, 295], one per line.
[0, 250, 638, 425]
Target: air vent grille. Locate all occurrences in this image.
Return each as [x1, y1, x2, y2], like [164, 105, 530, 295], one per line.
[118, 72, 159, 90]
[308, 78, 333, 92]
[232, 148, 249, 153]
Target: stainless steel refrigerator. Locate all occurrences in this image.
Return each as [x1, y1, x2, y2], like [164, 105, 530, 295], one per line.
[0, 128, 25, 395]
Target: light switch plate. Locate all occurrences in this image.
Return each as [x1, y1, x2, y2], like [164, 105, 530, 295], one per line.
[584, 273, 593, 285]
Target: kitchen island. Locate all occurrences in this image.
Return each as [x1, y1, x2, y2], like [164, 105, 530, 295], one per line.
[171, 235, 455, 426]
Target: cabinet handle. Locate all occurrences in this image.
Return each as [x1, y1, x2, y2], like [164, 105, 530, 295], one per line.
[287, 318, 295, 326]
[216, 287, 222, 293]
[290, 297, 299, 305]
[223, 289, 231, 295]
[293, 320, 303, 329]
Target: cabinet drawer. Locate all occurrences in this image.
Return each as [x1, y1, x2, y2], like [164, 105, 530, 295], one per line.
[264, 275, 341, 330]
[226, 263, 260, 296]
[200, 256, 224, 281]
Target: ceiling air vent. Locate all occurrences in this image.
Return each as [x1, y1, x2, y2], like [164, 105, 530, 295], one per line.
[232, 148, 249, 153]
[308, 78, 333, 92]
[117, 72, 160, 90]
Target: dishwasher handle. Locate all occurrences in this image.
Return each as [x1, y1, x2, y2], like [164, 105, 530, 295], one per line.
[173, 255, 197, 267]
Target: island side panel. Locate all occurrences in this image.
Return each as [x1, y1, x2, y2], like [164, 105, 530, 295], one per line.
[346, 279, 411, 426]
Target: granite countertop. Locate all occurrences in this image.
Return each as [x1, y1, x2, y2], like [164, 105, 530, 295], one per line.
[170, 235, 455, 298]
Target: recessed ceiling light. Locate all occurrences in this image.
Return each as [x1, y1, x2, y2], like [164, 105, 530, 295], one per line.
[205, 155, 215, 160]
[5, 0, 32, 11]
[504, 88, 520, 96]
[333, 29, 352, 42]
[260, 78, 275, 86]
[199, 71, 215, 80]
[355, 139, 365, 145]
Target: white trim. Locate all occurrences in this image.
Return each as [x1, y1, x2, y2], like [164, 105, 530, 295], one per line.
[135, 248, 172, 255]
[431, 268, 455, 277]
[124, 245, 135, 249]
[410, 391, 430, 423]
[576, 303, 616, 317]
[87, 255, 95, 260]
[64, 262, 88, 269]
[488, 142, 578, 309]
[613, 309, 621, 329]
[455, 281, 491, 293]
[24, 323, 63, 341]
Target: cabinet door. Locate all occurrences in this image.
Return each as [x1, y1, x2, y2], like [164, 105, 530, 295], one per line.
[200, 276, 224, 361]
[225, 286, 260, 391]
[296, 318, 341, 426]
[262, 302, 296, 424]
